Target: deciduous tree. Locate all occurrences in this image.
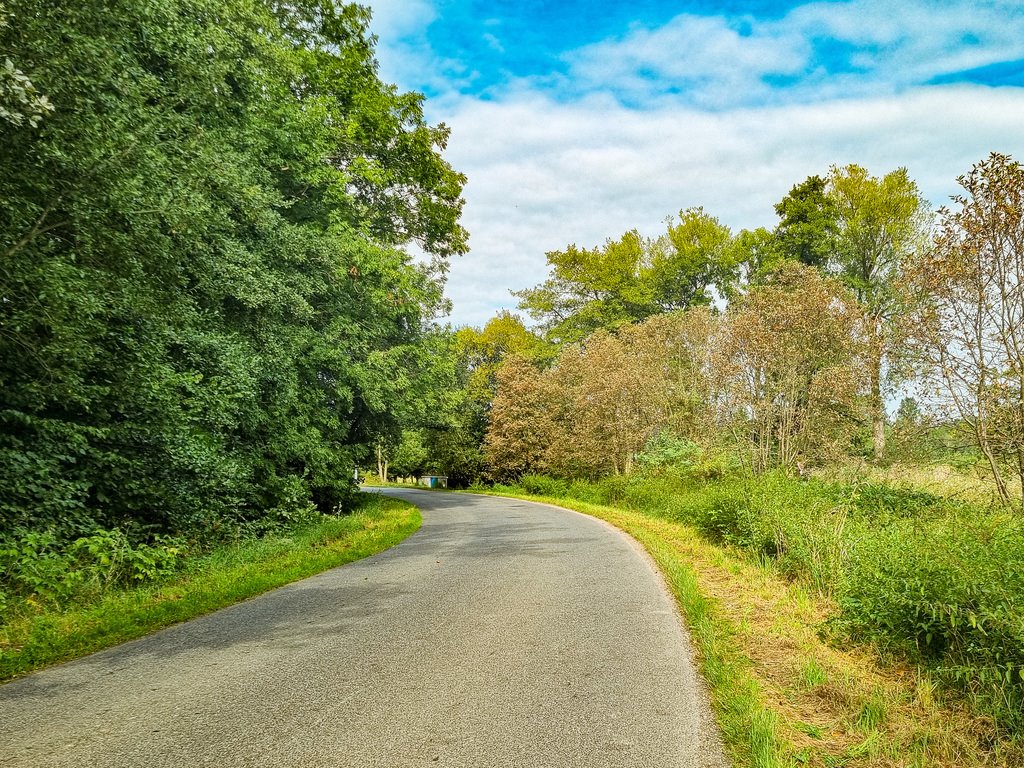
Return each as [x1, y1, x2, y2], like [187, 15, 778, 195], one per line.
[717, 263, 865, 472]
[513, 231, 654, 344]
[900, 153, 1024, 510]
[828, 164, 931, 460]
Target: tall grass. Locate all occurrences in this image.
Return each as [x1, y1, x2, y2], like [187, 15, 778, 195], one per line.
[503, 470, 1024, 733]
[0, 494, 420, 681]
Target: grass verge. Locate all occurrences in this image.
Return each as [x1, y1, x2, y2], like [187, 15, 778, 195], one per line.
[477, 488, 1020, 768]
[0, 493, 420, 682]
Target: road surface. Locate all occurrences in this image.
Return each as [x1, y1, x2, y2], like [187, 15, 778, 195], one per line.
[0, 489, 726, 767]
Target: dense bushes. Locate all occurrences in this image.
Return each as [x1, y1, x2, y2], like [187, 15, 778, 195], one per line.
[0, 1, 463, 541]
[506, 470, 1024, 730]
[837, 514, 1024, 725]
[0, 528, 186, 614]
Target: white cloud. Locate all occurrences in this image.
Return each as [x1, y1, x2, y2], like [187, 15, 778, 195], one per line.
[554, 0, 1024, 107]
[363, 0, 1024, 328]
[440, 85, 1024, 327]
[787, 0, 1024, 80]
[565, 14, 808, 108]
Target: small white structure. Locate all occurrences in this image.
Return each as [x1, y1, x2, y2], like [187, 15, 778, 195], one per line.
[417, 475, 448, 489]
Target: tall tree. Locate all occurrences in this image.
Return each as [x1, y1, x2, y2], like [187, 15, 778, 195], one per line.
[483, 357, 557, 480]
[513, 231, 654, 344]
[0, 0, 465, 535]
[550, 328, 668, 476]
[269, 1, 468, 263]
[773, 175, 837, 268]
[717, 263, 865, 473]
[828, 164, 931, 460]
[648, 207, 738, 309]
[900, 153, 1024, 510]
[515, 209, 738, 345]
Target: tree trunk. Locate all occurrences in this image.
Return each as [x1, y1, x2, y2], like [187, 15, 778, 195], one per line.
[376, 444, 388, 483]
[870, 325, 886, 460]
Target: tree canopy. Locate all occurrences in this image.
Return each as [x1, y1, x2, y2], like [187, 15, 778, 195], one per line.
[0, 0, 465, 538]
[514, 209, 738, 344]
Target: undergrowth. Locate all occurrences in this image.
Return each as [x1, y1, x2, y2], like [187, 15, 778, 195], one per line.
[494, 471, 1024, 737]
[0, 493, 420, 680]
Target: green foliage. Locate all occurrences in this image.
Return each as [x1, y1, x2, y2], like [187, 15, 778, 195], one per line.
[513, 230, 654, 344]
[0, 528, 185, 605]
[501, 469, 1024, 730]
[390, 430, 430, 479]
[636, 431, 703, 471]
[651, 207, 739, 308]
[517, 473, 569, 497]
[514, 210, 738, 345]
[836, 513, 1024, 728]
[0, 1, 464, 540]
[772, 175, 837, 269]
[636, 431, 741, 480]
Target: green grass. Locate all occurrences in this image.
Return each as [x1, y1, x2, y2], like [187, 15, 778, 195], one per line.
[468, 488, 791, 766]
[473, 484, 1024, 767]
[0, 494, 420, 681]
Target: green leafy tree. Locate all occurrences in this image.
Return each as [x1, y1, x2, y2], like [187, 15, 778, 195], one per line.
[513, 231, 654, 344]
[732, 226, 782, 287]
[648, 207, 738, 308]
[269, 1, 468, 263]
[828, 164, 931, 460]
[0, 0, 465, 538]
[773, 175, 837, 268]
[389, 430, 430, 481]
[515, 210, 738, 345]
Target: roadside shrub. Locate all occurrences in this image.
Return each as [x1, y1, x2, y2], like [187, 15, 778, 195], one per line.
[636, 433, 743, 481]
[836, 513, 1024, 728]
[593, 474, 632, 505]
[636, 432, 702, 472]
[0, 527, 186, 608]
[518, 474, 569, 497]
[842, 481, 947, 524]
[565, 480, 604, 504]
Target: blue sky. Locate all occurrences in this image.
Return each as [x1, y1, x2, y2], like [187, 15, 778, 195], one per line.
[367, 0, 1024, 326]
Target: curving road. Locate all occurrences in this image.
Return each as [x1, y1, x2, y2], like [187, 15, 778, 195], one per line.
[0, 489, 727, 767]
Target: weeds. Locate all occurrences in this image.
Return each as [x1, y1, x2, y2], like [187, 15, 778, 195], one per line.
[0, 494, 420, 681]
[487, 471, 1024, 763]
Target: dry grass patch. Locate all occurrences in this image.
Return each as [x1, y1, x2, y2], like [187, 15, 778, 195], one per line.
[623, 509, 1020, 767]
[822, 462, 1022, 510]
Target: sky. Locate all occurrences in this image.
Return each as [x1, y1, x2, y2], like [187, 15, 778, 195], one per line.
[366, 0, 1024, 328]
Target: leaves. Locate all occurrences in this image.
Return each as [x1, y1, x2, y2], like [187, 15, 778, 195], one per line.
[0, 0, 465, 536]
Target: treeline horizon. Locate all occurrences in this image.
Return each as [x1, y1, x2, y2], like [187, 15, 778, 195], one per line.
[391, 154, 1024, 511]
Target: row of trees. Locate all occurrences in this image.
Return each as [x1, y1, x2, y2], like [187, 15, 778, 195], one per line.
[513, 165, 929, 460]
[475, 155, 1024, 510]
[1, 1, 466, 539]
[486, 266, 864, 479]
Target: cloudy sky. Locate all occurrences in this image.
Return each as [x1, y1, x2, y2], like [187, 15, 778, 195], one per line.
[367, 0, 1024, 328]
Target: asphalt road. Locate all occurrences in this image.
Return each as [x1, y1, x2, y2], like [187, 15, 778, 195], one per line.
[0, 489, 727, 767]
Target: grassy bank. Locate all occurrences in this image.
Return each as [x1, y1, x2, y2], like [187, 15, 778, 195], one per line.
[0, 493, 420, 681]
[480, 474, 1023, 767]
